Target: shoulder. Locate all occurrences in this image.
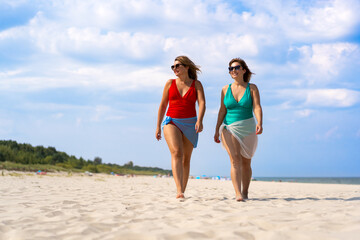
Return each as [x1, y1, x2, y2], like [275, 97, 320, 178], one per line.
[165, 79, 174, 87]
[218, 84, 228, 96]
[222, 84, 229, 92]
[163, 79, 174, 92]
[194, 80, 204, 89]
[249, 83, 259, 92]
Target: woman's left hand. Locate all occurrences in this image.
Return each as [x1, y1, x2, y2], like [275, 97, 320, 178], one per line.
[195, 121, 203, 133]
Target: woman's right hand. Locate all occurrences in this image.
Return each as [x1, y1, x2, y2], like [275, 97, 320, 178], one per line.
[156, 128, 162, 141]
[214, 131, 221, 143]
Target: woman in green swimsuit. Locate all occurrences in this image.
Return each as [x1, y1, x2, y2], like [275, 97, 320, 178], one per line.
[214, 58, 263, 201]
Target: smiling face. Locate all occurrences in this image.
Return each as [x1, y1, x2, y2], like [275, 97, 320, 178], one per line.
[172, 60, 188, 77]
[229, 61, 246, 81]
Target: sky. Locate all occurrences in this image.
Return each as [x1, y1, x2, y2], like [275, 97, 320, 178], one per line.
[0, 0, 360, 177]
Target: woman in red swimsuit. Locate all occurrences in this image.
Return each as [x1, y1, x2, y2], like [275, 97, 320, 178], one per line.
[156, 56, 206, 199]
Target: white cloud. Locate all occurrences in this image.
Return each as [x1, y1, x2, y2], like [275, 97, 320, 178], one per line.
[164, 34, 258, 66]
[1, 0, 28, 8]
[0, 11, 260, 91]
[305, 89, 360, 107]
[63, 28, 165, 59]
[246, 0, 360, 41]
[276, 88, 360, 108]
[289, 1, 359, 40]
[0, 62, 171, 91]
[297, 43, 359, 84]
[295, 109, 314, 117]
[49, 0, 162, 29]
[0, 1, 359, 94]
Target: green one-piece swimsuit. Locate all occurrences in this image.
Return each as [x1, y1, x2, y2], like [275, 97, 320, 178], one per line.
[220, 83, 258, 159]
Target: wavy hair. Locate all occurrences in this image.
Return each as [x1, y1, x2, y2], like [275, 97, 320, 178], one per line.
[229, 58, 254, 82]
[175, 56, 201, 81]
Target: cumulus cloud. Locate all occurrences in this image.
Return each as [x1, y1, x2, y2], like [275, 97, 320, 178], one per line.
[276, 88, 360, 109]
[0, 61, 171, 91]
[245, 0, 360, 42]
[0, 0, 359, 92]
[296, 43, 359, 84]
[305, 89, 360, 107]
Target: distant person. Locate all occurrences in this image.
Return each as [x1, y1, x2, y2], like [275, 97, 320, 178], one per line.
[156, 56, 206, 199]
[214, 58, 263, 201]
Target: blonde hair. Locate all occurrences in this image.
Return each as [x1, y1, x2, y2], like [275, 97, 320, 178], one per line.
[229, 58, 254, 82]
[175, 56, 201, 81]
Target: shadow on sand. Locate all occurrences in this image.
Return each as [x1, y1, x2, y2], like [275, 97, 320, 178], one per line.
[249, 197, 360, 202]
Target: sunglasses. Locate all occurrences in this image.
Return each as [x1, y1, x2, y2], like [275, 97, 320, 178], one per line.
[228, 65, 242, 72]
[171, 64, 184, 70]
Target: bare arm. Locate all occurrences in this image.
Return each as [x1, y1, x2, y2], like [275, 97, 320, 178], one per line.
[195, 80, 206, 133]
[156, 80, 172, 140]
[214, 86, 227, 143]
[251, 84, 263, 135]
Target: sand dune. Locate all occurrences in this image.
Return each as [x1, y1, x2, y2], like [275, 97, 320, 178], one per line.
[1, 171, 359, 239]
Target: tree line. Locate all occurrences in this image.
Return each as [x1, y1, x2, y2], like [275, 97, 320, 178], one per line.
[0, 140, 171, 175]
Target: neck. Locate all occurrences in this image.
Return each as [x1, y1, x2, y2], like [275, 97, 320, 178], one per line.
[233, 78, 247, 87]
[178, 75, 192, 83]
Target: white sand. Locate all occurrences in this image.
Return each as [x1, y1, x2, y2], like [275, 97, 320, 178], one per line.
[1, 171, 359, 240]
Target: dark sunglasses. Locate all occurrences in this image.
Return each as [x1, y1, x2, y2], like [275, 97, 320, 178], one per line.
[228, 65, 242, 71]
[171, 64, 184, 70]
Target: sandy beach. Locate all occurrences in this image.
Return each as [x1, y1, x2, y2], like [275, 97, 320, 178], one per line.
[1, 171, 359, 240]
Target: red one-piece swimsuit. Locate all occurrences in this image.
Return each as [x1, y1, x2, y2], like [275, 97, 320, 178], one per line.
[166, 79, 197, 118]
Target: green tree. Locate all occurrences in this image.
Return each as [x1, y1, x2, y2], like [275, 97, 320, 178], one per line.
[53, 153, 66, 163]
[0, 151, 5, 162]
[42, 156, 53, 164]
[124, 161, 134, 168]
[0, 145, 16, 162]
[94, 157, 102, 165]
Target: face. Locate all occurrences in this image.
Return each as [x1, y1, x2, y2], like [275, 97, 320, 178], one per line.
[228, 62, 246, 80]
[171, 60, 188, 77]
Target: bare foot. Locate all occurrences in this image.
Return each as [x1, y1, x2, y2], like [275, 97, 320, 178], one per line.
[176, 193, 185, 199]
[242, 191, 249, 200]
[236, 195, 244, 202]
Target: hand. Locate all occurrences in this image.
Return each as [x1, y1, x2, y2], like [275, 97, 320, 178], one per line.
[256, 124, 263, 135]
[214, 132, 221, 143]
[156, 128, 162, 141]
[195, 121, 203, 133]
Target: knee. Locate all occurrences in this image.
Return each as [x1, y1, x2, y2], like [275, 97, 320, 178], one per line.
[170, 148, 183, 159]
[182, 157, 190, 167]
[230, 157, 241, 168]
[241, 159, 251, 170]
[230, 152, 241, 164]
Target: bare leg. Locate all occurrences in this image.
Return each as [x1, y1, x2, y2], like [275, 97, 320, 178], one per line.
[241, 157, 252, 199]
[163, 124, 185, 198]
[181, 134, 194, 193]
[221, 129, 243, 201]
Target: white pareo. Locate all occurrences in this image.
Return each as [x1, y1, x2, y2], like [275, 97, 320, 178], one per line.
[219, 117, 258, 159]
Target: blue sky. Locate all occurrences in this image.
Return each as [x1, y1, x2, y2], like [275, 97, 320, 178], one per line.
[1, 0, 359, 177]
